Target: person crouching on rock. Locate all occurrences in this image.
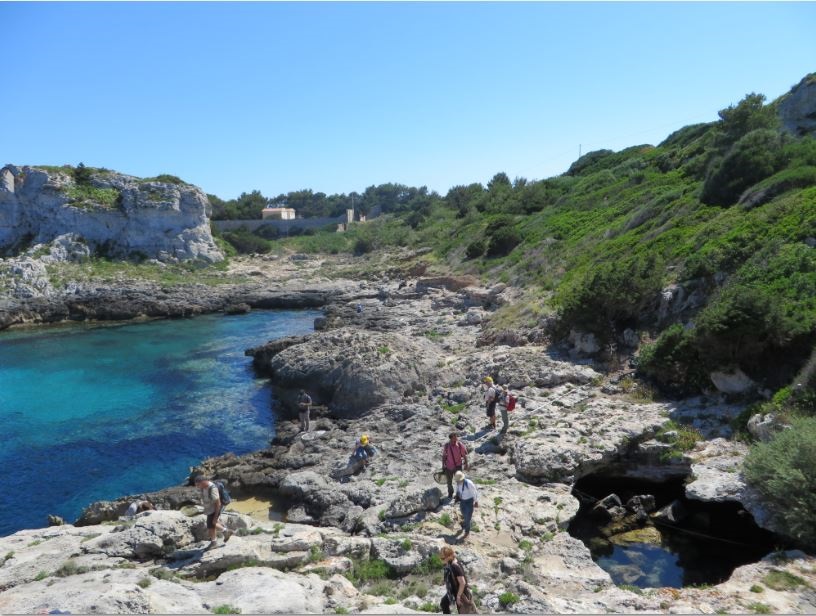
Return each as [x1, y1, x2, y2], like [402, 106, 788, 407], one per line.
[123, 500, 155, 519]
[453, 470, 479, 541]
[194, 475, 232, 549]
[439, 546, 477, 614]
[352, 434, 376, 467]
[442, 432, 469, 501]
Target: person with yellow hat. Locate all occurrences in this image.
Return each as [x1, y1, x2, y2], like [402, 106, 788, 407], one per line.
[483, 376, 501, 430]
[352, 433, 376, 467]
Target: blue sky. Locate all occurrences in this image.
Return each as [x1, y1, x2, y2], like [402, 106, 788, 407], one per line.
[2, 2, 814, 200]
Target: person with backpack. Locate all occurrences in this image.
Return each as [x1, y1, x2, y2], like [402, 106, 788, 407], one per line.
[498, 384, 511, 435]
[442, 432, 469, 500]
[297, 389, 313, 433]
[439, 545, 477, 614]
[193, 475, 233, 548]
[453, 470, 479, 541]
[352, 434, 376, 467]
[482, 376, 502, 431]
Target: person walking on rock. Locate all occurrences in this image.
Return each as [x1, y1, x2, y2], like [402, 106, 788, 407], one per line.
[439, 546, 477, 614]
[498, 384, 510, 435]
[442, 432, 469, 500]
[453, 470, 479, 541]
[297, 389, 312, 433]
[483, 376, 500, 430]
[194, 475, 232, 548]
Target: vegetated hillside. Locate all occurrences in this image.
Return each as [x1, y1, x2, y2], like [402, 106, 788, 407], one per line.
[257, 76, 816, 406]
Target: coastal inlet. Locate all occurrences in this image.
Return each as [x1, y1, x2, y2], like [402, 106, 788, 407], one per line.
[0, 309, 321, 536]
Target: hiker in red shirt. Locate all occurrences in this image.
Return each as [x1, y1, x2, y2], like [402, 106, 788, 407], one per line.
[441, 431, 469, 500]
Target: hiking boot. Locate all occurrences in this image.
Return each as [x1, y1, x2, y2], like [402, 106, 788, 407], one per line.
[223, 529, 233, 543]
[208, 540, 218, 549]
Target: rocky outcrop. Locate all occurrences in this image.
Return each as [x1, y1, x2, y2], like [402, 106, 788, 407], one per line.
[0, 165, 222, 262]
[778, 73, 816, 137]
[264, 329, 447, 417]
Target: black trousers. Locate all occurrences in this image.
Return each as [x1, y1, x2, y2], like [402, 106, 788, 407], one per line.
[441, 594, 454, 614]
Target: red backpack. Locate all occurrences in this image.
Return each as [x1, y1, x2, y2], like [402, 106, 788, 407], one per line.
[505, 392, 517, 411]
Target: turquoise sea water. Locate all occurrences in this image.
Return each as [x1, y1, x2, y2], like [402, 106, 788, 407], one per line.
[0, 310, 320, 536]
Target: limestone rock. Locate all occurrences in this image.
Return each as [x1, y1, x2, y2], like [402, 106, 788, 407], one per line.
[709, 368, 755, 394]
[778, 73, 816, 137]
[385, 487, 442, 519]
[0, 165, 223, 263]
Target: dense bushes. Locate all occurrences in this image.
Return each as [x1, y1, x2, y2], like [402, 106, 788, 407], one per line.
[744, 417, 816, 548]
[221, 228, 271, 254]
[638, 324, 706, 395]
[557, 254, 664, 343]
[701, 129, 786, 206]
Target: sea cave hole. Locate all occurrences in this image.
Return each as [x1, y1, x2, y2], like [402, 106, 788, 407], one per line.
[567, 474, 777, 589]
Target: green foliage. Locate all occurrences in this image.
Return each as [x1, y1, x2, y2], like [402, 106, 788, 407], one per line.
[439, 512, 453, 528]
[137, 577, 152, 588]
[465, 238, 485, 259]
[557, 253, 665, 342]
[744, 417, 816, 548]
[415, 553, 444, 575]
[212, 605, 242, 614]
[400, 539, 412, 551]
[762, 569, 809, 591]
[418, 602, 438, 612]
[498, 591, 520, 607]
[702, 129, 786, 206]
[345, 558, 396, 586]
[65, 184, 120, 209]
[747, 602, 773, 614]
[73, 162, 93, 185]
[750, 584, 764, 593]
[222, 228, 271, 254]
[142, 174, 186, 185]
[485, 216, 521, 257]
[715, 93, 778, 149]
[54, 560, 88, 577]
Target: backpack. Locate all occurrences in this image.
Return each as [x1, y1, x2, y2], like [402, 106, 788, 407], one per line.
[506, 393, 517, 411]
[214, 480, 231, 506]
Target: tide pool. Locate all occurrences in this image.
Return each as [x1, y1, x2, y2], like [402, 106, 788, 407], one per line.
[0, 310, 320, 536]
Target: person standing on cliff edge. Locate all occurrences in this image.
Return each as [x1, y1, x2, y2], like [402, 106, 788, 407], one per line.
[194, 475, 232, 548]
[297, 389, 312, 432]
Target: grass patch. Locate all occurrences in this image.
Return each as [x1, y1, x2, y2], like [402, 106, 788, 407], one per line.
[418, 601, 438, 612]
[473, 478, 496, 486]
[750, 584, 764, 593]
[400, 538, 413, 551]
[762, 569, 809, 591]
[212, 606, 242, 614]
[619, 584, 643, 595]
[439, 512, 453, 528]
[34, 570, 48, 581]
[442, 402, 466, 415]
[64, 184, 120, 209]
[747, 602, 772, 614]
[54, 560, 89, 577]
[137, 577, 152, 588]
[309, 545, 324, 563]
[345, 558, 396, 587]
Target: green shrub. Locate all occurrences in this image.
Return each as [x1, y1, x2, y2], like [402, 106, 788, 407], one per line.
[465, 239, 485, 259]
[639, 323, 706, 394]
[750, 584, 764, 593]
[222, 229, 271, 254]
[498, 591, 520, 607]
[345, 558, 395, 586]
[557, 253, 664, 342]
[212, 606, 241, 614]
[702, 129, 785, 206]
[439, 512, 453, 528]
[485, 221, 521, 257]
[137, 577, 151, 588]
[744, 417, 816, 548]
[65, 184, 120, 209]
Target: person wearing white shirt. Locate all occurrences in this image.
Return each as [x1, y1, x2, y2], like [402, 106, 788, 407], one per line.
[453, 470, 479, 540]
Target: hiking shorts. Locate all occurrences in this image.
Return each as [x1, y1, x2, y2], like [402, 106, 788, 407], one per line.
[486, 400, 497, 418]
[206, 511, 221, 530]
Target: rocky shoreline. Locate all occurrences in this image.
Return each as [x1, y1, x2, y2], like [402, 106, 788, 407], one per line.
[1, 257, 815, 613]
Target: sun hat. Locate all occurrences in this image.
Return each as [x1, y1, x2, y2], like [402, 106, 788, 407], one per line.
[360, 434, 369, 444]
[483, 376, 493, 384]
[453, 470, 465, 483]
